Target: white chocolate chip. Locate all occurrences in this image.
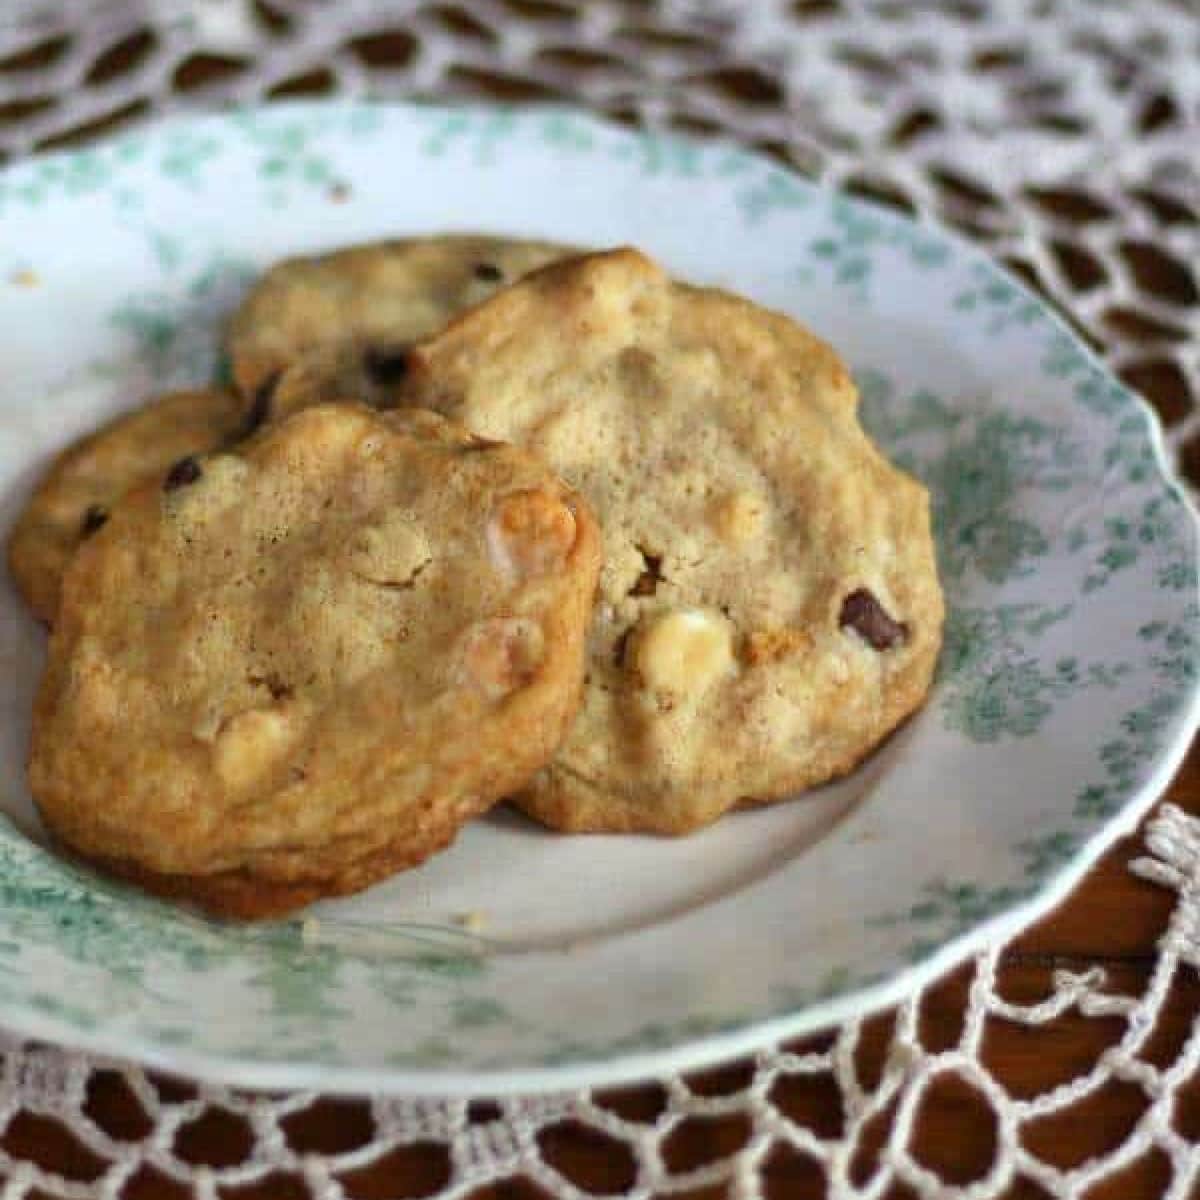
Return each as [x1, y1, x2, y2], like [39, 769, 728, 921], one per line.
[486, 489, 577, 580]
[710, 489, 766, 545]
[347, 513, 431, 586]
[458, 617, 546, 700]
[213, 706, 303, 790]
[634, 608, 735, 698]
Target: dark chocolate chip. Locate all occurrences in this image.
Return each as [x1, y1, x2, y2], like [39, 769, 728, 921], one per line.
[839, 588, 908, 650]
[164, 455, 202, 491]
[248, 671, 293, 701]
[79, 504, 109, 537]
[612, 626, 633, 667]
[362, 345, 410, 386]
[629, 548, 664, 597]
[474, 262, 503, 282]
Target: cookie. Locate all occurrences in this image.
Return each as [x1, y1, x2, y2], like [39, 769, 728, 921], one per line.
[7, 389, 246, 624]
[228, 235, 574, 418]
[29, 404, 602, 917]
[402, 248, 944, 833]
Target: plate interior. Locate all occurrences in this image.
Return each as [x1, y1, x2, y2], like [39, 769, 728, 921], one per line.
[0, 102, 1194, 1092]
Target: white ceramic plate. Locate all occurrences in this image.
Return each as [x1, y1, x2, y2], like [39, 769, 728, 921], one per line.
[0, 102, 1195, 1095]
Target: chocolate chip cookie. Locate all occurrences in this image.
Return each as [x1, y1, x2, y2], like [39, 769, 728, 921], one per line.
[29, 404, 602, 917]
[402, 248, 944, 833]
[7, 389, 246, 624]
[228, 235, 574, 419]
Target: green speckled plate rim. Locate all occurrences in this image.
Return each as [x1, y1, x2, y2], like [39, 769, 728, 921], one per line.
[0, 101, 1195, 1095]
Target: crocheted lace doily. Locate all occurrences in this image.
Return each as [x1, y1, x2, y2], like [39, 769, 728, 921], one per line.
[0, 2, 1197, 1197]
[0, 804, 1194, 1199]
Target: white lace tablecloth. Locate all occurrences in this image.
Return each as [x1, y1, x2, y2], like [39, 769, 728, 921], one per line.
[0, 3, 1197, 1197]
